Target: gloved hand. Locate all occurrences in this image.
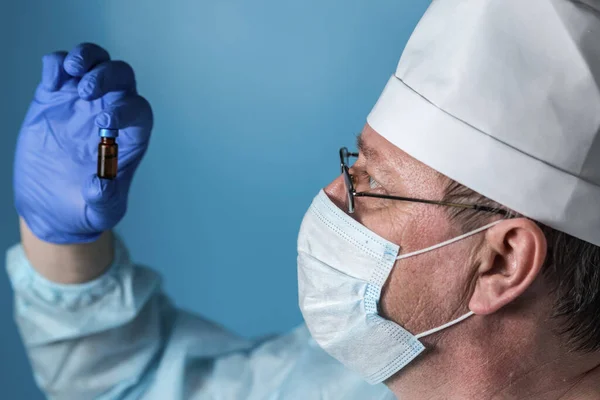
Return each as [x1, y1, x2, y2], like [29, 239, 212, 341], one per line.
[14, 43, 153, 244]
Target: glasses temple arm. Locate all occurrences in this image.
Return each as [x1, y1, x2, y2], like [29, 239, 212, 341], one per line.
[354, 192, 508, 216]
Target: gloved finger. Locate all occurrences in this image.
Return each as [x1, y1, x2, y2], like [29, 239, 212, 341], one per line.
[41, 51, 69, 91]
[81, 174, 126, 232]
[78, 60, 137, 100]
[63, 43, 111, 77]
[95, 95, 153, 143]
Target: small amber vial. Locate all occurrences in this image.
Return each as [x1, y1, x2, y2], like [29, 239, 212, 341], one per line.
[97, 128, 119, 179]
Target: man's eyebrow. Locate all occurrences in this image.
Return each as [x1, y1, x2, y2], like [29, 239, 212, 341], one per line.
[356, 134, 379, 161]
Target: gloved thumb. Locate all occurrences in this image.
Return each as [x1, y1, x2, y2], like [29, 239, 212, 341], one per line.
[82, 174, 127, 232]
[41, 51, 70, 92]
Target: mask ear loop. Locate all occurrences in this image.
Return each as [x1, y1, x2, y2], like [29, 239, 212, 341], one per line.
[394, 219, 504, 339]
[415, 311, 475, 339]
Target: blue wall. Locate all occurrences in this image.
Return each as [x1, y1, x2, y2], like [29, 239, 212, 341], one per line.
[0, 0, 429, 397]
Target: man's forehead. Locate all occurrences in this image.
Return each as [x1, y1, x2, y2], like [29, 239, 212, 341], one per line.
[359, 125, 408, 164]
[360, 124, 450, 198]
[360, 124, 446, 177]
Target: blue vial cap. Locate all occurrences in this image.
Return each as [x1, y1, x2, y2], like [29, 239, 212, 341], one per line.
[99, 128, 119, 138]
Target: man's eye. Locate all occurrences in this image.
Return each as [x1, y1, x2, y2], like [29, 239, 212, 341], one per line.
[369, 176, 382, 190]
[351, 170, 382, 191]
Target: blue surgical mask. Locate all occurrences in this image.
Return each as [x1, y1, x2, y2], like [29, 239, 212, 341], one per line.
[297, 190, 500, 384]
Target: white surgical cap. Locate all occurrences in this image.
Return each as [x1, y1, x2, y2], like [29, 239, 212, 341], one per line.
[367, 0, 600, 246]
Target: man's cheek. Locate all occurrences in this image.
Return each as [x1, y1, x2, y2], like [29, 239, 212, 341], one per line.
[378, 262, 423, 326]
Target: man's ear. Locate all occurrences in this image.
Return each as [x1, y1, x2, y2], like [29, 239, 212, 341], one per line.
[469, 218, 547, 315]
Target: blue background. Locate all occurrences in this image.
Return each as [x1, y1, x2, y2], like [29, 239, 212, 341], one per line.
[0, 0, 429, 397]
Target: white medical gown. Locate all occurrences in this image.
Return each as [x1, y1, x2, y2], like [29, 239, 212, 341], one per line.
[5, 237, 395, 399]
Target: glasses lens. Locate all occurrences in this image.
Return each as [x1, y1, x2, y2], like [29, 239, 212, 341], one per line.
[339, 147, 358, 213]
[342, 166, 355, 213]
[339, 147, 349, 173]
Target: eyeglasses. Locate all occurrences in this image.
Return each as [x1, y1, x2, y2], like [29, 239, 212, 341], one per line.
[339, 147, 508, 216]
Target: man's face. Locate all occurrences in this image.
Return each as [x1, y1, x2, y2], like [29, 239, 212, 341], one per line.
[324, 124, 483, 337]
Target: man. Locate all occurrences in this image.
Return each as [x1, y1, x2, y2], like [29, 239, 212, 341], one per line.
[7, 0, 600, 399]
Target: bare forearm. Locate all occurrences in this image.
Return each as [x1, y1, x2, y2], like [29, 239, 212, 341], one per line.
[19, 218, 114, 284]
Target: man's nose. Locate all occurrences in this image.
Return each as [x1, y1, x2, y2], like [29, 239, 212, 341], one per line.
[324, 174, 348, 213]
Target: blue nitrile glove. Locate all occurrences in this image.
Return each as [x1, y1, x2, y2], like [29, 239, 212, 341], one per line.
[14, 43, 153, 244]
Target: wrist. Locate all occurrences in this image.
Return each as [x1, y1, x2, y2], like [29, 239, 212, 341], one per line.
[19, 218, 115, 284]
